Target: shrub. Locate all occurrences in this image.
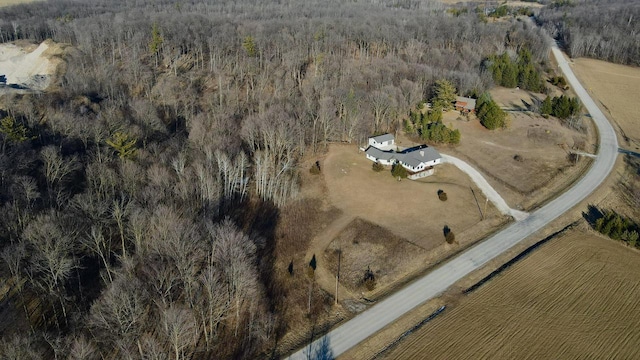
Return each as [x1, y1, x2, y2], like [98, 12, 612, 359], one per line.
[391, 163, 408, 178]
[309, 162, 320, 175]
[363, 267, 376, 291]
[372, 162, 384, 172]
[445, 231, 456, 244]
[438, 190, 448, 201]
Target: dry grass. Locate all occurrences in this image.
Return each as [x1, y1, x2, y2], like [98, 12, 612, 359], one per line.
[438, 87, 595, 210]
[323, 145, 498, 251]
[382, 231, 640, 360]
[572, 58, 640, 150]
[324, 218, 428, 293]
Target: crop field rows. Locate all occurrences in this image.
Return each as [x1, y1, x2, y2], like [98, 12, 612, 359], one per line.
[382, 232, 640, 359]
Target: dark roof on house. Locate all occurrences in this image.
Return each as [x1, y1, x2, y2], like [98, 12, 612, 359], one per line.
[455, 96, 476, 110]
[365, 146, 397, 161]
[370, 133, 394, 143]
[399, 146, 441, 167]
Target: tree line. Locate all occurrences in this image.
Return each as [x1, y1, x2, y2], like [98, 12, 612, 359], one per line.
[0, 0, 550, 358]
[484, 47, 544, 92]
[538, 0, 640, 66]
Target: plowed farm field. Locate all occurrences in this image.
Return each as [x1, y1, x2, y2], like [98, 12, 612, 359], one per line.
[381, 232, 640, 360]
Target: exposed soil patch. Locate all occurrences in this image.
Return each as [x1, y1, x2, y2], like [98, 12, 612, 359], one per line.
[0, 0, 43, 6]
[0, 40, 65, 92]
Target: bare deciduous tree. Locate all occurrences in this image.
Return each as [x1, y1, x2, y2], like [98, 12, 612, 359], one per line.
[161, 306, 199, 360]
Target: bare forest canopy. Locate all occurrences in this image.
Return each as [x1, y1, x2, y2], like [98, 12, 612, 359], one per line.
[0, 0, 549, 358]
[538, 0, 640, 66]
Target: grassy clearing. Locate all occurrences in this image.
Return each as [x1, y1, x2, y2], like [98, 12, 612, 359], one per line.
[439, 87, 595, 210]
[322, 145, 496, 251]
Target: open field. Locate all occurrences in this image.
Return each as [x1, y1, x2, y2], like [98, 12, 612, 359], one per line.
[0, 0, 42, 7]
[433, 87, 595, 210]
[323, 145, 501, 250]
[572, 58, 640, 150]
[381, 231, 640, 360]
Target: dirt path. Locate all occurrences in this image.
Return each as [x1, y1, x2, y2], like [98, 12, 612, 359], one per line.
[306, 214, 359, 302]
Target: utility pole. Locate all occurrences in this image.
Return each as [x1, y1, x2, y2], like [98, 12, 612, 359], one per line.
[483, 197, 489, 220]
[335, 249, 341, 305]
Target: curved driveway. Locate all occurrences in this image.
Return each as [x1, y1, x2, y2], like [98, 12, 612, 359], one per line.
[441, 153, 529, 221]
[287, 44, 619, 360]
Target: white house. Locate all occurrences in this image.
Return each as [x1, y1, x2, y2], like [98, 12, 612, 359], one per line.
[365, 146, 397, 165]
[368, 133, 395, 149]
[364, 134, 442, 179]
[398, 145, 442, 172]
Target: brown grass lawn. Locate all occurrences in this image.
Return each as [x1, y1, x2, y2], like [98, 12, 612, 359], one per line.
[572, 58, 640, 150]
[322, 145, 498, 251]
[382, 231, 640, 360]
[440, 87, 595, 210]
[324, 218, 428, 294]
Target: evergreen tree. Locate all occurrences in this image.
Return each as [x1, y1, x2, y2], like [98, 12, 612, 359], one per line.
[476, 93, 508, 130]
[0, 116, 30, 143]
[106, 131, 138, 159]
[149, 23, 163, 66]
[391, 163, 408, 178]
[242, 35, 258, 57]
[540, 96, 553, 116]
[431, 79, 457, 111]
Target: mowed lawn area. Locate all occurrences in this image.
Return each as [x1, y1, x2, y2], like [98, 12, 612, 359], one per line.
[382, 231, 640, 359]
[323, 144, 495, 251]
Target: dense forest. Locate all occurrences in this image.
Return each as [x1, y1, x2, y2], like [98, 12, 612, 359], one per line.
[538, 0, 640, 65]
[0, 0, 550, 358]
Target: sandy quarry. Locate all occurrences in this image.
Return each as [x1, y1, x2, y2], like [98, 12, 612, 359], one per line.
[0, 0, 43, 6]
[0, 40, 63, 90]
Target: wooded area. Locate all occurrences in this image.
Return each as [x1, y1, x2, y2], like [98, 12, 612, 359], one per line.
[0, 0, 550, 358]
[538, 0, 640, 66]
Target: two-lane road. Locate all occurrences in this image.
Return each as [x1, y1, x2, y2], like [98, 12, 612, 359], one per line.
[287, 44, 619, 360]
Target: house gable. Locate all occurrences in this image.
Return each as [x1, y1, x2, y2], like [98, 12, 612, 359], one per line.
[368, 133, 395, 148]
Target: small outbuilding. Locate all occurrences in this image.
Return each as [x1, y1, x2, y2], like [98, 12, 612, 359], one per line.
[455, 96, 476, 113]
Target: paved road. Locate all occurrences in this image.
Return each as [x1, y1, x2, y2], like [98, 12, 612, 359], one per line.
[286, 44, 619, 360]
[441, 153, 529, 221]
